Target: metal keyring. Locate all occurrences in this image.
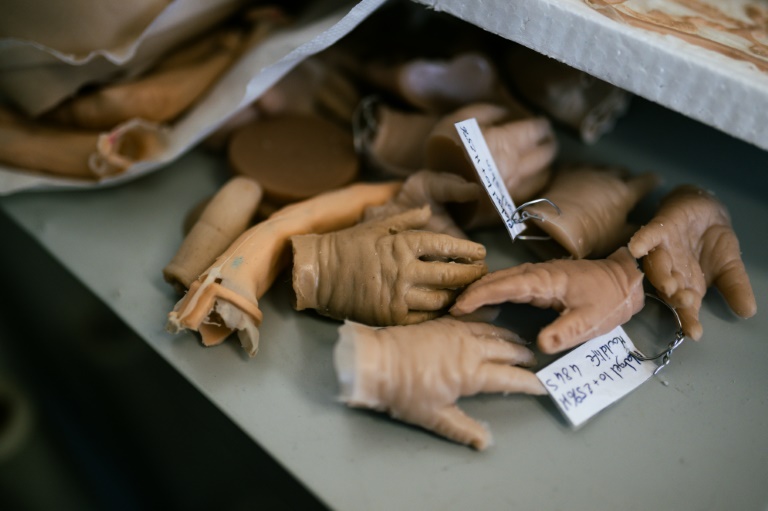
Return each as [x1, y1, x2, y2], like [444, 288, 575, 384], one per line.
[511, 198, 561, 241]
[631, 293, 686, 375]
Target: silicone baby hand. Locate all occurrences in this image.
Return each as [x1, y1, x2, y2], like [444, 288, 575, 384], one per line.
[527, 165, 659, 259]
[334, 317, 545, 450]
[292, 206, 487, 326]
[363, 170, 481, 238]
[425, 103, 557, 229]
[451, 247, 645, 354]
[628, 185, 756, 340]
[167, 182, 401, 356]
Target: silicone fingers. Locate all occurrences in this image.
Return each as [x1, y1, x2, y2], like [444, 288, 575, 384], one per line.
[474, 336, 537, 366]
[675, 303, 704, 341]
[405, 287, 458, 311]
[641, 248, 678, 296]
[474, 364, 547, 395]
[715, 260, 757, 318]
[451, 264, 554, 315]
[431, 406, 491, 450]
[412, 259, 487, 288]
[402, 230, 486, 261]
[460, 321, 528, 345]
[418, 171, 481, 203]
[383, 205, 431, 233]
[537, 308, 596, 354]
[495, 116, 553, 150]
[516, 140, 558, 177]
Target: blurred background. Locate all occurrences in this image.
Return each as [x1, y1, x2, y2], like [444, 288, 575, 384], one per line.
[0, 210, 328, 510]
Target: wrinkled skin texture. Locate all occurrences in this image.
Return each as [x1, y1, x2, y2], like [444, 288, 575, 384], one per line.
[167, 182, 401, 357]
[629, 185, 756, 340]
[527, 166, 659, 259]
[363, 170, 481, 239]
[335, 318, 545, 450]
[452, 247, 645, 354]
[292, 207, 487, 326]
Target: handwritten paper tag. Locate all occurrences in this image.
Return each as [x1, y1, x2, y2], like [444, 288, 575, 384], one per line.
[454, 118, 526, 240]
[536, 326, 657, 428]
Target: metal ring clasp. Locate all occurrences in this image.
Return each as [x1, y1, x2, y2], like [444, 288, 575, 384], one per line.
[512, 198, 561, 241]
[631, 293, 686, 375]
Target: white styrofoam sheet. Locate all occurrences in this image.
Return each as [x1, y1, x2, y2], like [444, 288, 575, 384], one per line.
[413, 0, 768, 152]
[2, 98, 766, 511]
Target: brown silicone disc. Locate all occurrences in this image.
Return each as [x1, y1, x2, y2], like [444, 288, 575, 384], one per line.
[228, 114, 359, 204]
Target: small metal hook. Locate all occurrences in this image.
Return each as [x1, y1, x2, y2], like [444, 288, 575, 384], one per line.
[512, 198, 561, 241]
[631, 293, 686, 375]
[352, 95, 380, 154]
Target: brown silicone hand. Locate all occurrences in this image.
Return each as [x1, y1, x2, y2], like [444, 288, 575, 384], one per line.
[628, 185, 756, 340]
[451, 247, 645, 353]
[527, 165, 660, 259]
[363, 170, 481, 238]
[292, 206, 487, 326]
[334, 317, 545, 450]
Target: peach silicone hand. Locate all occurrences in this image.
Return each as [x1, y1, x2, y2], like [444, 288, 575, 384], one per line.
[628, 185, 756, 340]
[426, 103, 557, 229]
[334, 317, 545, 450]
[167, 182, 401, 357]
[451, 247, 645, 354]
[363, 170, 481, 238]
[526, 166, 660, 259]
[292, 206, 487, 326]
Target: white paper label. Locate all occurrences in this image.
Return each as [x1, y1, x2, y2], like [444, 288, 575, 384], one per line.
[536, 326, 657, 428]
[454, 118, 526, 239]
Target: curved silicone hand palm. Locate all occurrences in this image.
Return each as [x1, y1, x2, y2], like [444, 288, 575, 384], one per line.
[451, 247, 645, 354]
[628, 185, 756, 340]
[363, 170, 481, 238]
[292, 206, 487, 326]
[335, 317, 545, 450]
[527, 165, 659, 258]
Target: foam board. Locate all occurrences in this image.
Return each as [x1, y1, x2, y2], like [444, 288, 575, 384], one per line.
[413, 0, 768, 151]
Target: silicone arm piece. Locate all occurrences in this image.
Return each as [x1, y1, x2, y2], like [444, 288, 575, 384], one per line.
[451, 247, 645, 354]
[167, 181, 401, 356]
[527, 166, 660, 259]
[334, 317, 545, 450]
[292, 206, 487, 326]
[628, 185, 756, 340]
[363, 170, 481, 238]
[163, 176, 263, 293]
[0, 107, 99, 178]
[426, 103, 557, 229]
[0, 108, 163, 178]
